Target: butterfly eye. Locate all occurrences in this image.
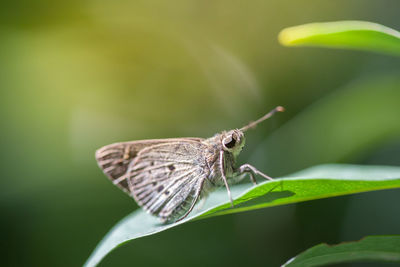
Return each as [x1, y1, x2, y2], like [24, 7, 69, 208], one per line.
[224, 137, 236, 149]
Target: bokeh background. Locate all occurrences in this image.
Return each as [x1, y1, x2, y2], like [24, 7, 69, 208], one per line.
[1, 1, 400, 266]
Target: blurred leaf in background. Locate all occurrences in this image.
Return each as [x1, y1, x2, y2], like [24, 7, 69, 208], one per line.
[279, 21, 400, 56]
[1, 0, 400, 266]
[284, 235, 400, 266]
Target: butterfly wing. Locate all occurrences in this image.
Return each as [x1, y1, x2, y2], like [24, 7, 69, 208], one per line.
[95, 138, 210, 221]
[127, 140, 210, 221]
[95, 138, 203, 193]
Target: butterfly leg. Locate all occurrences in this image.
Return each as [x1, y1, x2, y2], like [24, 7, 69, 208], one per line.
[220, 150, 234, 207]
[238, 164, 274, 182]
[233, 166, 257, 185]
[248, 172, 257, 185]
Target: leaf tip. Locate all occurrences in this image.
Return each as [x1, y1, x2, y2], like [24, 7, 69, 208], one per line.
[278, 26, 309, 46]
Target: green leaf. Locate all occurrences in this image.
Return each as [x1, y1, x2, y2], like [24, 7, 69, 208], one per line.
[283, 235, 400, 267]
[278, 21, 400, 56]
[85, 164, 400, 267]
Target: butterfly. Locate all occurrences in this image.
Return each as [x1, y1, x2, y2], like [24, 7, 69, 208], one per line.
[95, 106, 284, 223]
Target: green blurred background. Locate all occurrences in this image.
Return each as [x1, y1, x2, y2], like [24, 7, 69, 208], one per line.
[1, 1, 400, 266]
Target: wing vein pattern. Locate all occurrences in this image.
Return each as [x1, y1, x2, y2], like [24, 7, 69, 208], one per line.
[96, 138, 210, 221]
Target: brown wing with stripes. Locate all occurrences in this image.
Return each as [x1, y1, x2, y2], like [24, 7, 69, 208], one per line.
[95, 138, 204, 194]
[126, 141, 210, 221]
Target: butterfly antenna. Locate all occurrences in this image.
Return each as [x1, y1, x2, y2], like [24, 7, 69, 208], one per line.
[240, 106, 285, 132]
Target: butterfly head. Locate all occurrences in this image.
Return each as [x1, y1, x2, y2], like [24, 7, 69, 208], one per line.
[221, 129, 245, 156]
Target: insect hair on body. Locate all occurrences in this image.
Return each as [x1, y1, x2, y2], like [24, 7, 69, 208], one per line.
[96, 106, 285, 223]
